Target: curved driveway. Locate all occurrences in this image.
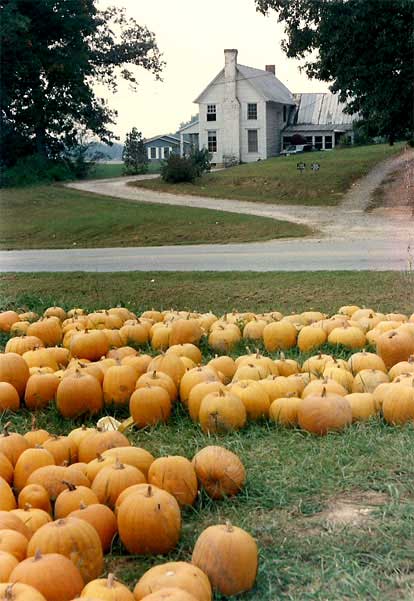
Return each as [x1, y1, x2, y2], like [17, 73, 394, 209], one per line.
[1, 151, 413, 272]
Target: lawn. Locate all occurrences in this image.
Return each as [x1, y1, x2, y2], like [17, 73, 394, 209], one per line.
[0, 185, 310, 250]
[1, 271, 413, 600]
[1, 271, 412, 315]
[134, 143, 405, 206]
[89, 161, 161, 179]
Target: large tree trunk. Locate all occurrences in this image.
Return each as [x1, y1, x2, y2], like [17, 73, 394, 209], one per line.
[35, 125, 47, 157]
[389, 131, 395, 146]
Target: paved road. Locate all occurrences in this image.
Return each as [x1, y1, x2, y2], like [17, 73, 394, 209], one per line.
[0, 238, 410, 272]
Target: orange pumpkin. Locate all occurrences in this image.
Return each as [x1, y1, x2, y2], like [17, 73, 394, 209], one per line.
[24, 373, 59, 410]
[56, 371, 103, 418]
[78, 430, 130, 464]
[376, 329, 414, 369]
[18, 484, 52, 514]
[0, 529, 28, 561]
[13, 446, 55, 492]
[80, 574, 134, 601]
[101, 447, 154, 478]
[68, 503, 117, 552]
[198, 391, 246, 434]
[0, 551, 18, 583]
[0, 583, 48, 601]
[148, 456, 198, 506]
[0, 382, 19, 411]
[134, 562, 212, 601]
[54, 482, 99, 519]
[103, 364, 138, 406]
[0, 477, 17, 511]
[192, 446, 245, 499]
[129, 385, 172, 428]
[91, 460, 146, 509]
[10, 506, 51, 536]
[0, 353, 30, 398]
[297, 390, 352, 435]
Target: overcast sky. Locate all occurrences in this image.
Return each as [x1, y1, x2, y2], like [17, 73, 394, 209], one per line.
[97, 0, 329, 141]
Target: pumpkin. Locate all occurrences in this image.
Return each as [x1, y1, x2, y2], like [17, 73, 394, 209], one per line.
[107, 346, 137, 361]
[46, 346, 70, 368]
[23, 419, 50, 448]
[9, 550, 84, 601]
[134, 562, 212, 601]
[27, 517, 103, 583]
[0, 530, 28, 562]
[273, 353, 300, 376]
[67, 426, 97, 449]
[148, 456, 198, 507]
[0, 512, 30, 539]
[192, 446, 245, 499]
[5, 336, 44, 355]
[167, 343, 202, 365]
[13, 447, 55, 492]
[297, 325, 327, 352]
[208, 324, 241, 353]
[129, 386, 172, 428]
[150, 323, 171, 351]
[269, 395, 302, 427]
[80, 574, 134, 601]
[117, 484, 181, 555]
[322, 366, 354, 392]
[24, 373, 60, 410]
[242, 318, 267, 341]
[101, 447, 154, 478]
[328, 326, 366, 349]
[27, 466, 89, 501]
[43, 435, 77, 466]
[0, 353, 30, 398]
[389, 356, 414, 380]
[68, 503, 117, 553]
[208, 356, 236, 382]
[263, 321, 297, 352]
[70, 330, 109, 361]
[376, 329, 414, 369]
[10, 505, 51, 536]
[18, 484, 52, 514]
[352, 369, 389, 393]
[198, 390, 247, 434]
[233, 363, 268, 381]
[0, 477, 17, 511]
[260, 375, 302, 401]
[86, 455, 116, 483]
[122, 354, 153, 378]
[302, 378, 348, 398]
[54, 482, 99, 519]
[168, 318, 203, 347]
[22, 349, 58, 371]
[229, 381, 270, 420]
[0, 452, 13, 484]
[136, 371, 177, 402]
[78, 430, 130, 464]
[56, 372, 103, 418]
[91, 460, 146, 509]
[382, 383, 414, 425]
[188, 381, 226, 422]
[0, 424, 29, 466]
[0, 382, 19, 411]
[179, 367, 219, 405]
[44, 306, 67, 320]
[0, 583, 48, 601]
[103, 364, 137, 406]
[137, 589, 198, 601]
[0, 551, 18, 583]
[345, 393, 378, 421]
[0, 311, 20, 332]
[119, 323, 149, 347]
[27, 318, 62, 347]
[191, 522, 258, 596]
[147, 354, 185, 388]
[297, 390, 352, 435]
[348, 351, 387, 374]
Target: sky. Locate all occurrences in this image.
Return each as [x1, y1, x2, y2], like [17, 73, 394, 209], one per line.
[97, 0, 330, 141]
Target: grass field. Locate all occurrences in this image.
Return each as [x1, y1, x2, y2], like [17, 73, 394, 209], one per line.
[90, 162, 161, 179]
[1, 271, 413, 316]
[1, 271, 413, 599]
[134, 143, 404, 206]
[0, 185, 309, 250]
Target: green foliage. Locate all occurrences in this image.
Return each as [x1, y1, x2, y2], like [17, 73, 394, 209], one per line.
[122, 128, 148, 175]
[161, 154, 197, 183]
[1, 1, 164, 165]
[190, 147, 212, 177]
[255, 0, 414, 144]
[0, 154, 73, 188]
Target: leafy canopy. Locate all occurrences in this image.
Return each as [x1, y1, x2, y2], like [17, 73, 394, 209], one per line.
[1, 0, 164, 164]
[255, 0, 414, 142]
[122, 128, 148, 175]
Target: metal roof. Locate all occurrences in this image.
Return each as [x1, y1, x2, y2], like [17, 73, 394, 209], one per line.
[293, 93, 355, 126]
[144, 134, 190, 145]
[284, 124, 353, 133]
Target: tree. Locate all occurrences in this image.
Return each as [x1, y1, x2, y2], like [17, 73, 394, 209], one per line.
[122, 128, 148, 175]
[178, 114, 199, 131]
[255, 0, 414, 143]
[1, 1, 164, 166]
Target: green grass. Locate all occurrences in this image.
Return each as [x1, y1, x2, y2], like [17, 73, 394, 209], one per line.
[2, 271, 414, 599]
[134, 143, 405, 206]
[1, 271, 412, 316]
[89, 161, 161, 179]
[0, 185, 310, 250]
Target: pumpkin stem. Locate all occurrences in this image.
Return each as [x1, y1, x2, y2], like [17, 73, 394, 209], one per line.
[23, 503, 32, 511]
[114, 457, 124, 470]
[225, 520, 234, 532]
[107, 573, 116, 588]
[34, 548, 43, 561]
[280, 352, 285, 361]
[30, 414, 37, 430]
[321, 387, 327, 398]
[79, 501, 87, 510]
[146, 485, 153, 498]
[3, 422, 11, 436]
[4, 584, 14, 600]
[62, 480, 76, 491]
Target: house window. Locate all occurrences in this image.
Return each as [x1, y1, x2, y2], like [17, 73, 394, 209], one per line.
[247, 103, 257, 120]
[324, 135, 332, 149]
[282, 137, 291, 149]
[207, 131, 217, 153]
[283, 106, 287, 122]
[247, 129, 258, 153]
[207, 104, 216, 121]
[150, 147, 157, 159]
[305, 136, 313, 144]
[164, 147, 170, 158]
[314, 136, 323, 150]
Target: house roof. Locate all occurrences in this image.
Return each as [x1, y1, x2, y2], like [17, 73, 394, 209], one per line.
[177, 119, 200, 134]
[292, 93, 355, 126]
[284, 124, 353, 133]
[194, 65, 295, 105]
[144, 134, 190, 145]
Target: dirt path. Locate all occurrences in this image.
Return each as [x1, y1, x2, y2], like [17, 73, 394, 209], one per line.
[68, 149, 414, 242]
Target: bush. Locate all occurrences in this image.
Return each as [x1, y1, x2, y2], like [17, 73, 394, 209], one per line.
[190, 147, 211, 177]
[160, 155, 197, 183]
[0, 154, 73, 188]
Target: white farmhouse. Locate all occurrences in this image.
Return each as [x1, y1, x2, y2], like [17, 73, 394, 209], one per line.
[179, 49, 355, 165]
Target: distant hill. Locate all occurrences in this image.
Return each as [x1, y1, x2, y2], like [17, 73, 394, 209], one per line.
[86, 142, 124, 161]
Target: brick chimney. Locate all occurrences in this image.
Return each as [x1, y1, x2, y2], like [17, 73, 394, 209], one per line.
[223, 49, 240, 163]
[265, 65, 276, 75]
